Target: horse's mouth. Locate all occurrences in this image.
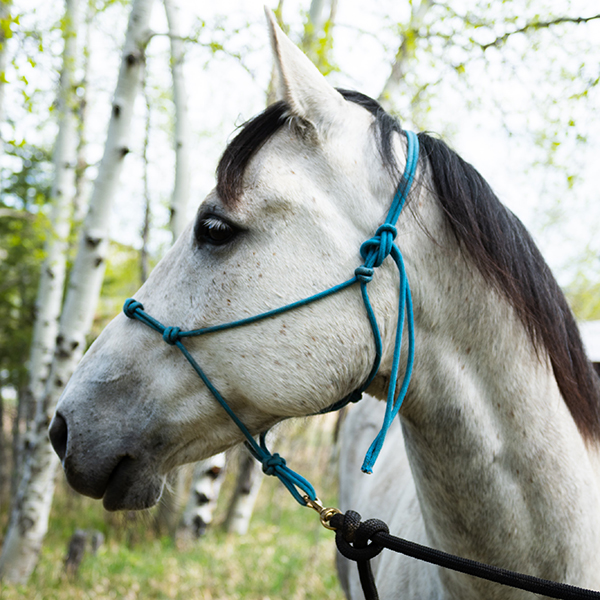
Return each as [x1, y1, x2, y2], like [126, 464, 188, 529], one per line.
[101, 455, 165, 511]
[50, 411, 167, 511]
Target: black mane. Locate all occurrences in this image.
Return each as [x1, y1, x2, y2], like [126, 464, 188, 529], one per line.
[216, 91, 600, 440]
[420, 133, 600, 439]
[216, 89, 402, 205]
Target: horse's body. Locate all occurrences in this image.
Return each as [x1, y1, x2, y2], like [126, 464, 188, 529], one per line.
[50, 12, 600, 599]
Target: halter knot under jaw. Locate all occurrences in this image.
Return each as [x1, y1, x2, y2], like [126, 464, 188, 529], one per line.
[163, 326, 181, 345]
[262, 453, 286, 476]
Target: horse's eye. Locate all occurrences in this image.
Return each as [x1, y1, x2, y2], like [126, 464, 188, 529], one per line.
[194, 215, 237, 246]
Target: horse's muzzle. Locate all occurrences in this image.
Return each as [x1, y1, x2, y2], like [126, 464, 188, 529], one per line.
[49, 411, 164, 511]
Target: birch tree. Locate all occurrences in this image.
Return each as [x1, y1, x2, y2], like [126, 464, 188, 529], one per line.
[224, 450, 264, 535]
[5, 0, 80, 511]
[26, 0, 80, 436]
[164, 0, 190, 240]
[180, 455, 226, 537]
[0, 0, 154, 583]
[140, 80, 152, 284]
[72, 0, 93, 225]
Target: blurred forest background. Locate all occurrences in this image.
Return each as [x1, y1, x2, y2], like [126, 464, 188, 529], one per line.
[0, 0, 599, 597]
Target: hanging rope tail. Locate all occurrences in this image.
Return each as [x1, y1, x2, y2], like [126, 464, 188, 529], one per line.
[122, 130, 419, 502]
[358, 130, 418, 473]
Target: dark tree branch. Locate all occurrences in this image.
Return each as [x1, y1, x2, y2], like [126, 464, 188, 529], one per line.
[481, 13, 600, 51]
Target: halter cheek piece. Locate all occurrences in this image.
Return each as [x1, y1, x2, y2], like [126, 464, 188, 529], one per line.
[123, 131, 419, 506]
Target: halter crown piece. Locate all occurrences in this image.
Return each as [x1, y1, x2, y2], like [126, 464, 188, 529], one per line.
[123, 130, 419, 506]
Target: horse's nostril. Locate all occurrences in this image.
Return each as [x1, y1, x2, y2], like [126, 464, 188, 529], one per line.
[49, 412, 68, 461]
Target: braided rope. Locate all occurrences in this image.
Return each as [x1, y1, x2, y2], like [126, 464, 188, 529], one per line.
[330, 511, 600, 600]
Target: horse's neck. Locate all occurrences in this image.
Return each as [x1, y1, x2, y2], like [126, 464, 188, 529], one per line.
[377, 185, 600, 595]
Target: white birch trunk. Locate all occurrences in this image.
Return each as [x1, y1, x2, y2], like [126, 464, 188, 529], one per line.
[27, 0, 80, 416]
[164, 0, 190, 241]
[224, 451, 265, 535]
[72, 0, 93, 225]
[180, 453, 227, 538]
[0, 0, 154, 583]
[140, 81, 152, 283]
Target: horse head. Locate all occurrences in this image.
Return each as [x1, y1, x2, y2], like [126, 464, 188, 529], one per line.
[49, 11, 414, 511]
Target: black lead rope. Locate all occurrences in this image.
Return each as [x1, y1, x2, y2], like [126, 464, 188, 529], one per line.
[329, 511, 600, 600]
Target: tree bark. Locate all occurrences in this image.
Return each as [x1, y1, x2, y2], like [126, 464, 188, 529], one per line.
[27, 0, 80, 426]
[0, 0, 155, 583]
[224, 450, 264, 535]
[140, 79, 151, 284]
[164, 0, 190, 241]
[72, 0, 93, 225]
[179, 453, 226, 538]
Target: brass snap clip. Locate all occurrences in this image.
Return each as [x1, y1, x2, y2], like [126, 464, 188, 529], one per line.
[303, 495, 341, 531]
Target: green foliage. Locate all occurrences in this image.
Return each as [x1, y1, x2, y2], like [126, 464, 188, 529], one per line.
[301, 16, 337, 76]
[565, 273, 600, 322]
[0, 143, 52, 392]
[0, 2, 14, 47]
[93, 241, 144, 340]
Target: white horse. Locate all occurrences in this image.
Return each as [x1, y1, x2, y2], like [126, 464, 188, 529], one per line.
[50, 12, 600, 599]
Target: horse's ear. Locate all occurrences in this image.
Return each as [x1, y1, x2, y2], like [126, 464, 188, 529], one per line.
[265, 7, 345, 131]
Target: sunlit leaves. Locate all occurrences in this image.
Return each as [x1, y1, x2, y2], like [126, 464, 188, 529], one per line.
[0, 143, 51, 391]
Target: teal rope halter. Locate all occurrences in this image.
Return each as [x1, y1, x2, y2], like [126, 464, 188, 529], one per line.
[123, 130, 419, 506]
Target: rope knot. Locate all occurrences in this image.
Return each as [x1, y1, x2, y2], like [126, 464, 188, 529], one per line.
[262, 453, 286, 476]
[333, 511, 387, 562]
[354, 266, 374, 283]
[123, 298, 143, 319]
[360, 223, 398, 267]
[355, 518, 389, 548]
[376, 223, 398, 239]
[163, 326, 181, 345]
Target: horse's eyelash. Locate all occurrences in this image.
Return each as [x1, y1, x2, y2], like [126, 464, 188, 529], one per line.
[201, 216, 230, 230]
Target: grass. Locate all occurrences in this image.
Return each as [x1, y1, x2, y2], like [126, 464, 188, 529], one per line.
[0, 416, 346, 600]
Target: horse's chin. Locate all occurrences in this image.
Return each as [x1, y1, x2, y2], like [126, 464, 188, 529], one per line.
[101, 456, 165, 512]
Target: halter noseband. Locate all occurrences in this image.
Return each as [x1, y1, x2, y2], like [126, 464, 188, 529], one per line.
[123, 131, 419, 506]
